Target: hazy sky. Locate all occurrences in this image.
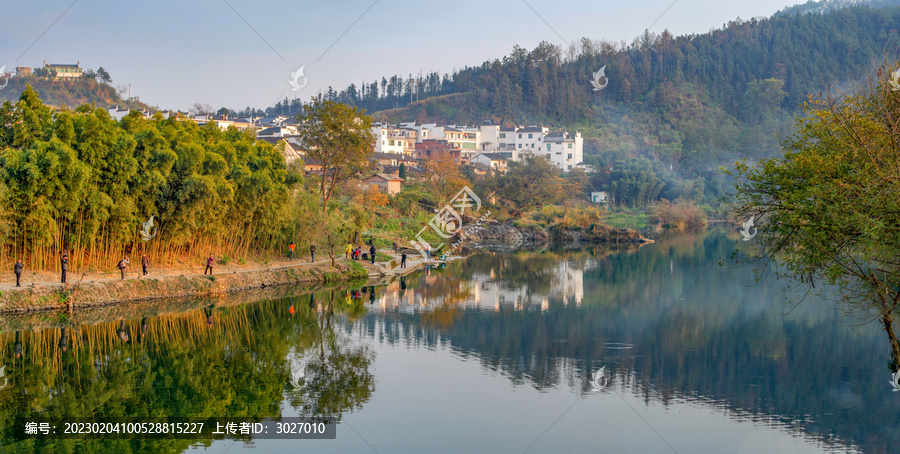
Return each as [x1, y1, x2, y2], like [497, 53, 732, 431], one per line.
[1, 0, 808, 112]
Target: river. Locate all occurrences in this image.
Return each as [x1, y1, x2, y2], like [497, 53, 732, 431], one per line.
[0, 229, 896, 453]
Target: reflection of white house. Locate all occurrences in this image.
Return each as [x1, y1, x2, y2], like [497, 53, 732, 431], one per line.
[372, 260, 589, 314]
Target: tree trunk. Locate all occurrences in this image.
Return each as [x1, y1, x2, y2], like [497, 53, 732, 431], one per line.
[879, 295, 900, 370]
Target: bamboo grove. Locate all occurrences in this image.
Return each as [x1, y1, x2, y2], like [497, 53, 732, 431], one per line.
[0, 86, 301, 273]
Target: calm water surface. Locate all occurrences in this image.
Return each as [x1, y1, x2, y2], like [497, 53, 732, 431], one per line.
[2, 230, 897, 453]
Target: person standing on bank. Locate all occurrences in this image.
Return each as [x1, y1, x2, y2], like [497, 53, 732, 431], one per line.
[204, 254, 214, 275]
[141, 253, 149, 276]
[14, 259, 24, 287]
[400, 251, 407, 269]
[369, 243, 376, 264]
[289, 241, 296, 261]
[60, 249, 69, 283]
[117, 256, 128, 280]
[346, 242, 353, 259]
[310, 244, 317, 262]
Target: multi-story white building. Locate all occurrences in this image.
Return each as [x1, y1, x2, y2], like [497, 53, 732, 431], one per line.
[442, 126, 480, 152]
[539, 131, 584, 171]
[372, 124, 417, 155]
[373, 121, 584, 172]
[513, 126, 548, 152]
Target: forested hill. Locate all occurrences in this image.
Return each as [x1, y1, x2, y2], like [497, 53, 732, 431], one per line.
[320, 2, 900, 120]
[0, 76, 145, 111]
[775, 0, 900, 16]
[271, 3, 900, 173]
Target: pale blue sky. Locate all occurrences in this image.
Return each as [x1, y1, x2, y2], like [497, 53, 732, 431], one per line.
[0, 0, 807, 111]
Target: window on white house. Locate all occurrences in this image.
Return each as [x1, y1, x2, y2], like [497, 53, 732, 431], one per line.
[567, 143, 572, 149]
[528, 134, 533, 138]
[568, 154, 572, 160]
[546, 154, 551, 159]
[518, 134, 522, 138]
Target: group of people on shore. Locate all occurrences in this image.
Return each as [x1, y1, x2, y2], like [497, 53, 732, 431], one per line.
[345, 242, 377, 264]
[10, 237, 422, 287]
[9, 250, 215, 287]
[288, 242, 318, 262]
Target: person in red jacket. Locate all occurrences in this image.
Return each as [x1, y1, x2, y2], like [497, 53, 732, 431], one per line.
[204, 254, 214, 275]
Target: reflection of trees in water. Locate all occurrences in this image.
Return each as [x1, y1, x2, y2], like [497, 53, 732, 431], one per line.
[288, 290, 375, 421]
[365, 232, 897, 453]
[0, 293, 374, 453]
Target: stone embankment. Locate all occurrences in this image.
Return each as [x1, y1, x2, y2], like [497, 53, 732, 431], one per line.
[0, 261, 368, 313]
[453, 220, 652, 251]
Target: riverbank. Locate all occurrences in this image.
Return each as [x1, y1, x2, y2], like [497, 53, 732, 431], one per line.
[0, 220, 650, 313]
[0, 249, 452, 314]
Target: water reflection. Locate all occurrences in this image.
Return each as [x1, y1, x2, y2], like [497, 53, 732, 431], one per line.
[0, 231, 896, 453]
[357, 231, 898, 453]
[0, 292, 375, 453]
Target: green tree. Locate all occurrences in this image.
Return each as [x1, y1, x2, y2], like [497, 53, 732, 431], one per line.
[731, 58, 900, 369]
[295, 98, 375, 265]
[398, 162, 407, 180]
[490, 155, 566, 213]
[96, 67, 111, 84]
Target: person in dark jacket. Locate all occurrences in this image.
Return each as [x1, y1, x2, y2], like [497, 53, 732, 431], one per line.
[204, 255, 214, 275]
[309, 244, 317, 262]
[369, 244, 376, 264]
[60, 249, 69, 283]
[141, 253, 149, 276]
[13, 259, 23, 287]
[400, 251, 407, 269]
[117, 256, 128, 280]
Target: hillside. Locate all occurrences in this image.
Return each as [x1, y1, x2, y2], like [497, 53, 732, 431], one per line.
[273, 2, 900, 178]
[0, 76, 145, 110]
